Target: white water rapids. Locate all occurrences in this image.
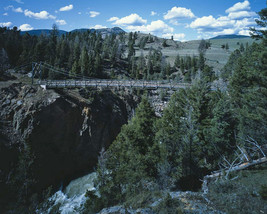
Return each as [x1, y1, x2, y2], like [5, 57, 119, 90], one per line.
[39, 172, 97, 214]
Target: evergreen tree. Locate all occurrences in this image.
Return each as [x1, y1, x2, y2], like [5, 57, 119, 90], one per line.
[229, 42, 267, 145]
[239, 43, 245, 52]
[94, 53, 102, 77]
[198, 52, 205, 71]
[174, 54, 180, 69]
[89, 97, 159, 209]
[80, 47, 89, 77]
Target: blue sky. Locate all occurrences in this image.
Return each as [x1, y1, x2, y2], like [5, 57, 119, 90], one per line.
[0, 0, 266, 40]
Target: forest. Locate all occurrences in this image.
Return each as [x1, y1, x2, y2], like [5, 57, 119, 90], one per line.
[0, 6, 266, 214]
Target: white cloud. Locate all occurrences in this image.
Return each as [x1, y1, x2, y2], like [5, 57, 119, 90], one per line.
[190, 14, 256, 38]
[226, 0, 250, 13]
[190, 15, 222, 29]
[13, 7, 23, 13]
[162, 33, 185, 41]
[24, 9, 56, 19]
[89, 11, 100, 18]
[189, 0, 258, 39]
[78, 12, 81, 15]
[107, 17, 119, 22]
[126, 20, 174, 35]
[228, 11, 256, 20]
[151, 11, 157, 16]
[11, 0, 24, 4]
[0, 22, 12, 27]
[238, 29, 251, 36]
[4, 5, 12, 11]
[3, 13, 8, 16]
[169, 19, 180, 26]
[19, 23, 33, 31]
[56, 19, 67, 25]
[91, 24, 107, 29]
[59, 4, 73, 12]
[4, 5, 23, 13]
[112, 13, 147, 26]
[164, 7, 195, 20]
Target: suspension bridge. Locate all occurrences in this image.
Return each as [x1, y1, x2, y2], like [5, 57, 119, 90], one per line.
[27, 62, 191, 90]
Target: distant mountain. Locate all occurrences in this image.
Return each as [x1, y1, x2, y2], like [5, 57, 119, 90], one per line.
[20, 27, 125, 36]
[210, 34, 250, 40]
[20, 29, 67, 36]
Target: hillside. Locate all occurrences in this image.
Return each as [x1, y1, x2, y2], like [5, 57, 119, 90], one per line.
[130, 32, 256, 71]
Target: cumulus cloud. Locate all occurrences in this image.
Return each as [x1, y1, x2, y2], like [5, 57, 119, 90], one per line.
[228, 11, 257, 20]
[164, 7, 195, 20]
[19, 23, 33, 31]
[107, 17, 119, 22]
[162, 33, 186, 41]
[91, 24, 107, 29]
[56, 19, 67, 25]
[151, 11, 157, 16]
[24, 9, 56, 19]
[111, 13, 147, 26]
[126, 20, 174, 35]
[59, 4, 73, 12]
[190, 15, 234, 30]
[0, 22, 12, 27]
[190, 14, 256, 38]
[225, 0, 250, 13]
[89, 11, 100, 18]
[3, 13, 8, 16]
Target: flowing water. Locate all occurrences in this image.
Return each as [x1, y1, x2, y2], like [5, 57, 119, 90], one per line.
[39, 172, 97, 214]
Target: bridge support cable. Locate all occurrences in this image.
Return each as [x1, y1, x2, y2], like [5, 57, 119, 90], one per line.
[29, 62, 191, 90]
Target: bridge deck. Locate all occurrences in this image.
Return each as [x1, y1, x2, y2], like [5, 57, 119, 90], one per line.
[38, 79, 191, 90]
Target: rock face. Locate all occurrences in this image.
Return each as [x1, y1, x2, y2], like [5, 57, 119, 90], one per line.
[0, 83, 136, 209]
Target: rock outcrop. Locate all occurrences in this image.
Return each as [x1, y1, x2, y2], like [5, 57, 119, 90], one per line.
[0, 83, 136, 210]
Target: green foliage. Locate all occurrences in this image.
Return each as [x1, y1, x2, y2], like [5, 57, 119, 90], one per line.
[250, 7, 267, 46]
[198, 39, 210, 53]
[207, 168, 267, 214]
[162, 39, 168, 47]
[198, 52, 205, 71]
[11, 142, 36, 204]
[85, 97, 160, 210]
[152, 193, 183, 214]
[124, 190, 162, 209]
[0, 26, 124, 79]
[229, 42, 267, 144]
[174, 54, 180, 69]
[222, 49, 242, 80]
[259, 184, 267, 200]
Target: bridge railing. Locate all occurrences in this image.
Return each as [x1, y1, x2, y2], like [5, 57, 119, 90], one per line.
[38, 79, 191, 90]
[32, 62, 191, 90]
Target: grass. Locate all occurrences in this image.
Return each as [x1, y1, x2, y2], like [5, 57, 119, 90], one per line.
[207, 164, 267, 214]
[132, 32, 257, 71]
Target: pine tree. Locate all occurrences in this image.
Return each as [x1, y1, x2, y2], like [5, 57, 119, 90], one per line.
[174, 54, 180, 69]
[94, 53, 102, 77]
[80, 47, 89, 77]
[198, 52, 205, 71]
[90, 97, 159, 208]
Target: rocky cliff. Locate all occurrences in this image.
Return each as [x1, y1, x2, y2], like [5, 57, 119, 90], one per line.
[0, 83, 137, 211]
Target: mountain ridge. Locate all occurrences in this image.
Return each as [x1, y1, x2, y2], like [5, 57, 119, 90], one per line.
[210, 34, 249, 40]
[20, 27, 125, 36]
